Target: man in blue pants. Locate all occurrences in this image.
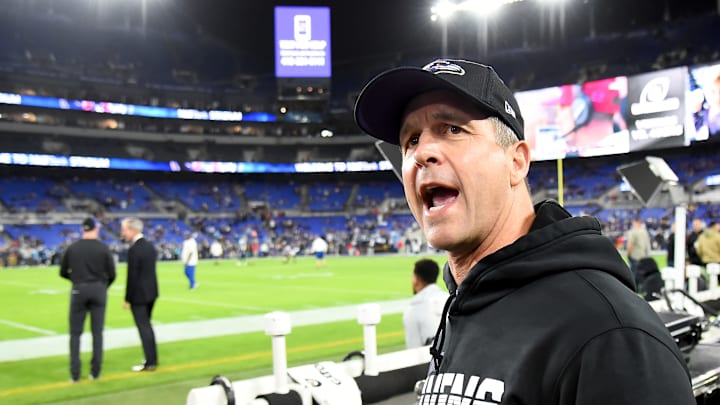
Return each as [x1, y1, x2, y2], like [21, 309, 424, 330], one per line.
[181, 232, 198, 290]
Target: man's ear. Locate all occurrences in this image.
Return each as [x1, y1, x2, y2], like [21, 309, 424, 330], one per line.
[509, 141, 531, 187]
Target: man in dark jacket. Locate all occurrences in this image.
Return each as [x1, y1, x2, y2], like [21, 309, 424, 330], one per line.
[637, 257, 664, 301]
[354, 58, 695, 404]
[688, 218, 705, 266]
[60, 217, 115, 382]
[121, 217, 159, 372]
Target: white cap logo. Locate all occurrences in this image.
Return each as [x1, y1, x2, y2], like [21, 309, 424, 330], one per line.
[505, 101, 516, 119]
[423, 60, 466, 76]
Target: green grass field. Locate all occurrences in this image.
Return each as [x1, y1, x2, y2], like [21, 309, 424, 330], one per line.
[0, 255, 445, 405]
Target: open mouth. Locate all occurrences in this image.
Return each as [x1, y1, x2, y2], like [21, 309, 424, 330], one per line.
[422, 185, 459, 212]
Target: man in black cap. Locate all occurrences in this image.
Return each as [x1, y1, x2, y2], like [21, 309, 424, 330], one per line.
[60, 217, 116, 382]
[354, 59, 695, 404]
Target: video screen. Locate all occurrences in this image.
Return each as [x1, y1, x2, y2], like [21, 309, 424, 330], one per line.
[274, 6, 331, 78]
[517, 66, 693, 161]
[516, 76, 630, 161]
[625, 67, 687, 151]
[687, 62, 720, 143]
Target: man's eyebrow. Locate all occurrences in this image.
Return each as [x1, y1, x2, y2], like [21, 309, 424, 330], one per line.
[398, 120, 416, 141]
[399, 108, 486, 140]
[431, 111, 466, 123]
[400, 110, 465, 136]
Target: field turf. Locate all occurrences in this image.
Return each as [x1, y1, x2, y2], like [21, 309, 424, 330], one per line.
[0, 252, 663, 404]
[0, 254, 443, 404]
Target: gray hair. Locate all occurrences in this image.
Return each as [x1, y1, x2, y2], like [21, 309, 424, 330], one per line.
[122, 217, 144, 232]
[490, 116, 530, 191]
[490, 116, 520, 149]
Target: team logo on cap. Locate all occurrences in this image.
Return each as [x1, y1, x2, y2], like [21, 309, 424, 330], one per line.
[504, 101, 516, 119]
[423, 60, 466, 76]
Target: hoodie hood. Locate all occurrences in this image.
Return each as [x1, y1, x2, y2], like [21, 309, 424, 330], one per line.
[637, 257, 661, 277]
[443, 200, 634, 314]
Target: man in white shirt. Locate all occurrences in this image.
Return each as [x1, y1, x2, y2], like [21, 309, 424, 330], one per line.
[210, 239, 223, 265]
[281, 242, 299, 264]
[181, 232, 198, 290]
[311, 235, 329, 267]
[403, 258, 448, 349]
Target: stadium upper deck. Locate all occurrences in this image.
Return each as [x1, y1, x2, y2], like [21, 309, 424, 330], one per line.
[0, 1, 719, 268]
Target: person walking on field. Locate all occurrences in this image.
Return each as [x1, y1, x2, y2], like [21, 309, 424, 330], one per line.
[311, 235, 328, 267]
[181, 232, 199, 290]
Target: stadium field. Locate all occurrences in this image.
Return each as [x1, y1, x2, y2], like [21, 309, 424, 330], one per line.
[0, 254, 445, 404]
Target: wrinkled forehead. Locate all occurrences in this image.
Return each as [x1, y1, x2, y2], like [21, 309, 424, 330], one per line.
[401, 89, 491, 123]
[399, 89, 492, 137]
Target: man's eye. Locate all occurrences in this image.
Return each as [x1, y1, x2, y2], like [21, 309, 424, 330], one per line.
[448, 125, 462, 134]
[407, 135, 420, 147]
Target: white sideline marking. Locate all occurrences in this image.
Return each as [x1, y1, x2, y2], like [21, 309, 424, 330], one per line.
[265, 284, 400, 296]
[269, 272, 334, 280]
[0, 298, 411, 361]
[106, 291, 275, 312]
[0, 320, 58, 336]
[2, 280, 48, 288]
[28, 289, 63, 295]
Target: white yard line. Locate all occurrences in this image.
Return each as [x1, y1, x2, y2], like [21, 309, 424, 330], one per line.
[106, 291, 276, 312]
[2, 280, 56, 289]
[0, 319, 58, 336]
[0, 298, 411, 362]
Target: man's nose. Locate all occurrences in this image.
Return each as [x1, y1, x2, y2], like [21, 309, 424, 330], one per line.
[413, 133, 441, 168]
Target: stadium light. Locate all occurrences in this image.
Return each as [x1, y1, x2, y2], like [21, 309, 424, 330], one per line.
[431, 0, 528, 19]
[431, 0, 456, 20]
[458, 0, 503, 16]
[432, 0, 576, 21]
[430, 0, 570, 55]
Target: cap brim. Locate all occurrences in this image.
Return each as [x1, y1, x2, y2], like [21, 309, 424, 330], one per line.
[354, 67, 469, 145]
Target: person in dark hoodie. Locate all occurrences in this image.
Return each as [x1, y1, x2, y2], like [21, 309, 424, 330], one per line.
[60, 217, 116, 382]
[636, 257, 664, 301]
[354, 59, 695, 404]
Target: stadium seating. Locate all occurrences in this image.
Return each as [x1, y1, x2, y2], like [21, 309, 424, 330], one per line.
[307, 182, 353, 212]
[4, 223, 80, 254]
[354, 181, 405, 209]
[147, 181, 241, 213]
[243, 181, 302, 210]
[66, 179, 156, 212]
[0, 177, 67, 213]
[0, 2, 719, 269]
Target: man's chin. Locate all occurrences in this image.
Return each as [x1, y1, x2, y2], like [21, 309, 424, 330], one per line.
[425, 236, 454, 252]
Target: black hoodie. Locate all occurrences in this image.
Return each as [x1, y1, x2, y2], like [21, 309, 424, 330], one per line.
[421, 200, 695, 405]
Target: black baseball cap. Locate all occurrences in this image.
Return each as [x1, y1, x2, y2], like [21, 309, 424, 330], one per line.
[354, 59, 524, 145]
[82, 217, 99, 232]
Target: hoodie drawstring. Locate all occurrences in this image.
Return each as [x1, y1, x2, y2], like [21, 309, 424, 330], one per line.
[430, 292, 455, 372]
